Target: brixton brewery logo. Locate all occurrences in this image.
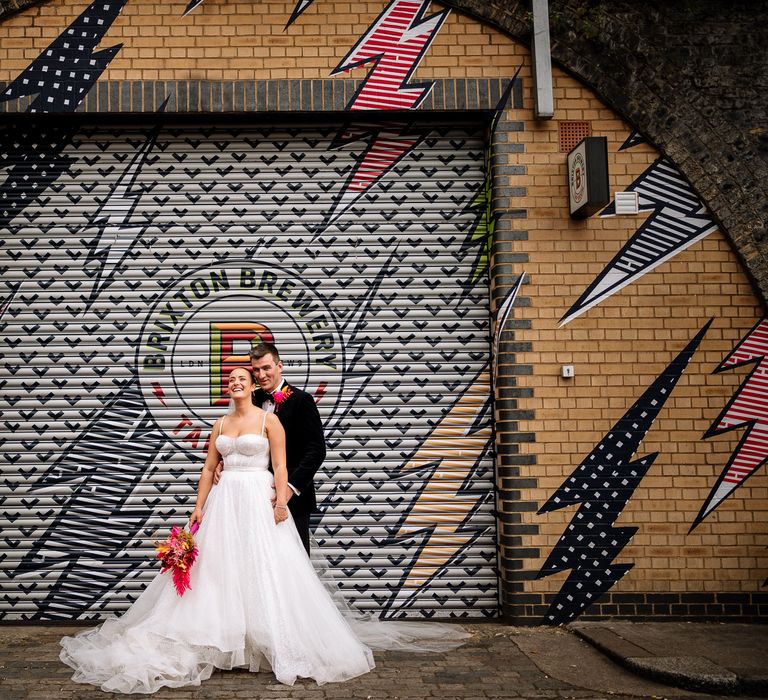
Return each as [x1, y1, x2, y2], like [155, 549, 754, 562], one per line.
[137, 261, 342, 456]
[569, 150, 586, 205]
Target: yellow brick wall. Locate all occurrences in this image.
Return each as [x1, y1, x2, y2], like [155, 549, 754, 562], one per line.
[503, 56, 767, 596]
[0, 0, 522, 82]
[1, 0, 765, 602]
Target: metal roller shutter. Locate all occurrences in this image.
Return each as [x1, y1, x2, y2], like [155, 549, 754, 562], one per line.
[0, 119, 497, 620]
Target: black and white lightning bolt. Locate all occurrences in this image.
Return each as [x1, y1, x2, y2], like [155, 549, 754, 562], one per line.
[84, 104, 168, 308]
[0, 1, 127, 229]
[619, 130, 646, 151]
[560, 155, 717, 326]
[321, 253, 397, 449]
[12, 382, 172, 620]
[537, 320, 711, 624]
[182, 0, 204, 15]
[285, 0, 317, 28]
[0, 0, 127, 113]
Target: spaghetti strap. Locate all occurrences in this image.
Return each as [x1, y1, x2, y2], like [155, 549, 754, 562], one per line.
[260, 410, 268, 437]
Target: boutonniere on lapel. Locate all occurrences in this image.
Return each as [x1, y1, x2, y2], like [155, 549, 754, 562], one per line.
[271, 386, 292, 412]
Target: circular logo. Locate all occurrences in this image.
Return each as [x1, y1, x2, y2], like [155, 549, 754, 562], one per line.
[570, 151, 586, 205]
[136, 260, 342, 456]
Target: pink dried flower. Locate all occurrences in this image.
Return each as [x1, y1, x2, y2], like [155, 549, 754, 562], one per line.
[154, 522, 199, 596]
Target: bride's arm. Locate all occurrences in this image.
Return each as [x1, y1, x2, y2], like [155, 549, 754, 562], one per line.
[189, 418, 222, 527]
[266, 413, 289, 523]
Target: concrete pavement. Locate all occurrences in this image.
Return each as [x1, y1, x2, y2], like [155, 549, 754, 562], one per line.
[0, 622, 766, 699]
[571, 621, 768, 697]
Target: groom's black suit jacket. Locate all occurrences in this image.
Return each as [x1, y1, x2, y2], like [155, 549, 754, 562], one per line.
[254, 383, 325, 516]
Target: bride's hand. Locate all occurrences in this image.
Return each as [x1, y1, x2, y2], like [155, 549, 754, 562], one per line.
[189, 508, 203, 529]
[273, 504, 289, 525]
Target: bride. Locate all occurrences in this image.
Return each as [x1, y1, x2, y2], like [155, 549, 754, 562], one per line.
[60, 366, 467, 694]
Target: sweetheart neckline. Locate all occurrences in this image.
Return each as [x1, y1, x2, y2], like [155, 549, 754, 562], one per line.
[216, 433, 268, 441]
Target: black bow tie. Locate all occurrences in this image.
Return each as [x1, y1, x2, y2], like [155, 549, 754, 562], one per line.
[253, 388, 272, 404]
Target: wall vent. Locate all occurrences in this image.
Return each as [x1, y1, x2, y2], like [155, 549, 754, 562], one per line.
[559, 121, 592, 152]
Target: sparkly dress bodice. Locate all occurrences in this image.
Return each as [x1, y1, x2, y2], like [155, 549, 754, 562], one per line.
[215, 433, 270, 472]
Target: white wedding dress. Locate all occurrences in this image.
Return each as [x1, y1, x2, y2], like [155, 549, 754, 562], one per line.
[60, 426, 467, 694]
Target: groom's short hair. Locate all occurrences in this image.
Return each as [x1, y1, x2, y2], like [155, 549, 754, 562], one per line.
[250, 342, 280, 364]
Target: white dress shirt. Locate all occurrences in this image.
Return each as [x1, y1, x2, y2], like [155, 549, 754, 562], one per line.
[261, 390, 300, 496]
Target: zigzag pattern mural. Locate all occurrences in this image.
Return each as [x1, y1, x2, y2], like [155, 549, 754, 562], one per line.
[0, 0, 127, 112]
[382, 369, 493, 617]
[560, 154, 718, 326]
[319, 0, 449, 229]
[619, 130, 646, 151]
[537, 321, 711, 624]
[462, 73, 519, 288]
[84, 99, 170, 309]
[0, 1, 127, 230]
[286, 0, 317, 27]
[692, 318, 768, 530]
[0, 122, 495, 620]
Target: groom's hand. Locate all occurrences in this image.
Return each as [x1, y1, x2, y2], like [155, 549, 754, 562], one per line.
[213, 460, 223, 485]
[270, 490, 293, 507]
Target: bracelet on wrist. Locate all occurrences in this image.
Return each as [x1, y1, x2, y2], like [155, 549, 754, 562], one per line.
[274, 504, 288, 510]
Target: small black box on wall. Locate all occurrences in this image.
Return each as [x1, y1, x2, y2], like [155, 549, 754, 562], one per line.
[567, 136, 609, 219]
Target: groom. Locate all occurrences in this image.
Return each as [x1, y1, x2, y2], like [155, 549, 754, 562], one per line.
[215, 342, 325, 553]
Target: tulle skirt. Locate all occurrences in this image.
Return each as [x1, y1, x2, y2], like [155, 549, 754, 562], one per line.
[60, 469, 467, 694]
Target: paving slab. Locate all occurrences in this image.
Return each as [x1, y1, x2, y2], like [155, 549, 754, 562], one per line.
[4, 622, 767, 699]
[570, 621, 768, 696]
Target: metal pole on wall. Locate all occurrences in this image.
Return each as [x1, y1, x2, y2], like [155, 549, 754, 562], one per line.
[531, 0, 554, 119]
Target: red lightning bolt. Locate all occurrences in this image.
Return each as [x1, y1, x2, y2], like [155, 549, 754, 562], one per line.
[388, 371, 491, 609]
[322, 122, 420, 227]
[152, 382, 166, 406]
[333, 0, 449, 111]
[693, 318, 768, 529]
[321, 1, 448, 229]
[314, 381, 327, 403]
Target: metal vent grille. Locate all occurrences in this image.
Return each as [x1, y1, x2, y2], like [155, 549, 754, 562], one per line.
[559, 121, 592, 152]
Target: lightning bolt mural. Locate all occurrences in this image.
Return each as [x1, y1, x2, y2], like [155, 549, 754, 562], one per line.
[0, 0, 127, 228]
[83, 102, 168, 308]
[323, 252, 397, 444]
[183, 0, 204, 16]
[619, 130, 646, 151]
[0, 0, 127, 113]
[692, 318, 768, 530]
[462, 73, 520, 286]
[319, 0, 449, 230]
[0, 283, 19, 319]
[384, 368, 492, 615]
[319, 121, 424, 230]
[332, 0, 449, 110]
[10, 382, 171, 619]
[538, 320, 712, 624]
[0, 123, 77, 229]
[152, 381, 167, 406]
[560, 156, 717, 326]
[493, 272, 525, 384]
[285, 0, 316, 28]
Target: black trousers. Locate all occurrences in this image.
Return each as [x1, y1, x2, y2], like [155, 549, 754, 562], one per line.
[292, 510, 311, 554]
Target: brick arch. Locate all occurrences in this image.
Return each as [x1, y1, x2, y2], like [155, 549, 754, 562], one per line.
[440, 0, 768, 308]
[1, 0, 766, 307]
